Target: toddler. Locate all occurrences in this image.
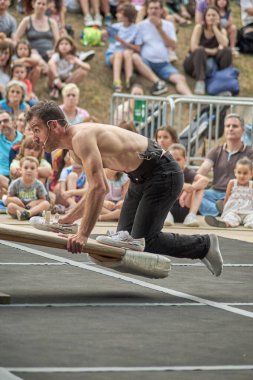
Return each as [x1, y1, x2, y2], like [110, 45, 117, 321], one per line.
[205, 158, 253, 228]
[6, 156, 50, 221]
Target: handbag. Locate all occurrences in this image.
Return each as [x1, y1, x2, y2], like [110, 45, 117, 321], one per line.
[206, 66, 240, 96]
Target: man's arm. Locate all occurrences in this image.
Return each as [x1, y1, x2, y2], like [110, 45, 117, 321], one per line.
[66, 135, 108, 253]
[197, 158, 214, 177]
[150, 17, 177, 49]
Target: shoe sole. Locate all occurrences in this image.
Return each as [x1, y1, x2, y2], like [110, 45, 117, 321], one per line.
[205, 216, 227, 228]
[30, 216, 78, 234]
[89, 250, 171, 278]
[152, 87, 168, 96]
[202, 234, 223, 277]
[183, 222, 199, 227]
[80, 51, 95, 62]
[96, 236, 144, 252]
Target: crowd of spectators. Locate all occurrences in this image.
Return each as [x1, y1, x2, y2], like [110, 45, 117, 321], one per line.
[0, 0, 253, 227]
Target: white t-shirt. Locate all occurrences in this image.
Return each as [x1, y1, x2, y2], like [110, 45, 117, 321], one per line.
[135, 18, 176, 63]
[241, 0, 253, 26]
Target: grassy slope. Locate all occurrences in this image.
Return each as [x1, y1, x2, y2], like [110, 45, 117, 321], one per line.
[13, 2, 253, 124]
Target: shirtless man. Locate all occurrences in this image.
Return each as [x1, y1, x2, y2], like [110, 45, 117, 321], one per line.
[26, 101, 223, 276]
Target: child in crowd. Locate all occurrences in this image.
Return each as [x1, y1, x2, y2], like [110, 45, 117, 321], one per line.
[0, 38, 13, 98]
[98, 168, 129, 221]
[215, 0, 238, 55]
[10, 136, 53, 186]
[48, 36, 90, 99]
[6, 156, 50, 221]
[154, 125, 179, 151]
[46, 0, 66, 35]
[56, 153, 86, 210]
[105, 3, 139, 92]
[165, 143, 209, 227]
[11, 63, 38, 106]
[14, 40, 47, 88]
[205, 158, 253, 228]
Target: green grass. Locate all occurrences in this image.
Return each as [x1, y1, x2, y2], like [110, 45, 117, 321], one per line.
[12, 2, 253, 124]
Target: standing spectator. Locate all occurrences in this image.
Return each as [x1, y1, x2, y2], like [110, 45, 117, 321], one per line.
[197, 113, 253, 216]
[0, 0, 17, 43]
[132, 0, 192, 95]
[48, 36, 90, 99]
[183, 6, 232, 95]
[0, 38, 12, 98]
[205, 157, 253, 228]
[154, 125, 178, 150]
[165, 143, 209, 227]
[14, 0, 60, 62]
[0, 111, 23, 192]
[60, 83, 90, 124]
[6, 156, 50, 220]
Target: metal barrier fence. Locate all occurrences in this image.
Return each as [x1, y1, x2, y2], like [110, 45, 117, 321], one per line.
[111, 93, 253, 165]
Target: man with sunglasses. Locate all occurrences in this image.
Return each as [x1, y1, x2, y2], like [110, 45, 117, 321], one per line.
[0, 111, 23, 192]
[26, 100, 223, 277]
[198, 113, 253, 216]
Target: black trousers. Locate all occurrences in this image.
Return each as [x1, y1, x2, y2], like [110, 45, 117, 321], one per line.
[117, 140, 210, 260]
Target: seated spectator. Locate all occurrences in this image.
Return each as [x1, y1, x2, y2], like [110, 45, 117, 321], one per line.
[0, 0, 17, 43]
[114, 83, 144, 125]
[64, 0, 102, 26]
[48, 36, 90, 99]
[10, 136, 53, 186]
[165, 0, 192, 26]
[154, 125, 179, 150]
[98, 169, 129, 221]
[197, 113, 253, 216]
[165, 143, 209, 227]
[46, 0, 67, 36]
[183, 6, 232, 95]
[56, 154, 86, 210]
[15, 111, 26, 134]
[10, 63, 38, 106]
[60, 83, 90, 124]
[205, 157, 253, 228]
[0, 111, 23, 192]
[195, 0, 213, 24]
[0, 80, 30, 116]
[132, 0, 192, 96]
[5, 156, 50, 220]
[215, 0, 238, 55]
[13, 39, 47, 89]
[236, 0, 253, 54]
[14, 0, 60, 62]
[105, 3, 138, 92]
[0, 38, 13, 99]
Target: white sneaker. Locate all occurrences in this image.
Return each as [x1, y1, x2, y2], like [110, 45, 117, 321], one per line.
[84, 14, 94, 26]
[96, 230, 145, 252]
[183, 213, 199, 227]
[78, 50, 95, 62]
[244, 223, 253, 229]
[94, 13, 102, 27]
[30, 216, 78, 234]
[201, 234, 223, 277]
[194, 81, 205, 95]
[164, 212, 174, 226]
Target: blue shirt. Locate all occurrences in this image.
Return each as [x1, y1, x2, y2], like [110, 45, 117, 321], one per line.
[0, 99, 28, 113]
[0, 131, 23, 176]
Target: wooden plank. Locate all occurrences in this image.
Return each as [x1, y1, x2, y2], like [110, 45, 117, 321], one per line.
[0, 223, 125, 260]
[0, 291, 11, 304]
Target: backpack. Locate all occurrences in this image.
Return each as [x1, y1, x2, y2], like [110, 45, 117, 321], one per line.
[206, 66, 240, 96]
[237, 23, 253, 54]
